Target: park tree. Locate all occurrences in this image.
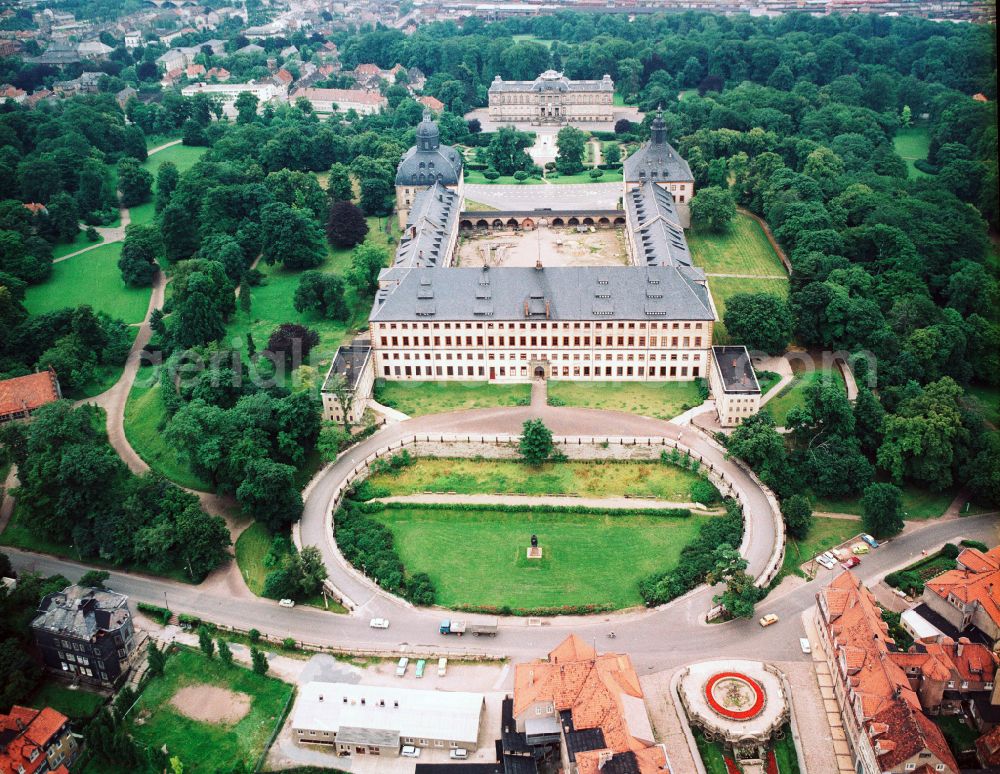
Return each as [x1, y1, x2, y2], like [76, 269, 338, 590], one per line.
[725, 411, 791, 496]
[237, 458, 303, 531]
[217, 639, 233, 666]
[161, 202, 200, 262]
[326, 163, 353, 202]
[155, 162, 179, 213]
[260, 202, 325, 270]
[722, 293, 793, 355]
[294, 271, 348, 319]
[781, 495, 813, 540]
[359, 177, 392, 216]
[555, 126, 587, 175]
[861, 482, 905, 538]
[118, 224, 161, 286]
[604, 142, 621, 165]
[116, 158, 153, 208]
[317, 423, 350, 460]
[690, 186, 736, 232]
[519, 419, 554, 466]
[171, 272, 228, 348]
[326, 200, 368, 247]
[45, 192, 79, 243]
[250, 647, 268, 675]
[267, 323, 320, 369]
[708, 545, 763, 619]
[235, 92, 258, 124]
[486, 127, 533, 176]
[146, 641, 166, 678]
[197, 625, 215, 658]
[347, 243, 388, 295]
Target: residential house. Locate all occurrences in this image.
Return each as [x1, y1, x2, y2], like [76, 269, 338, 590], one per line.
[0, 370, 61, 423]
[508, 635, 666, 774]
[273, 68, 294, 88]
[892, 635, 997, 720]
[0, 706, 78, 774]
[0, 40, 22, 57]
[115, 86, 138, 109]
[160, 68, 184, 88]
[76, 40, 113, 60]
[31, 42, 80, 66]
[921, 546, 1000, 646]
[205, 66, 230, 82]
[124, 30, 142, 48]
[186, 63, 206, 79]
[53, 71, 103, 96]
[25, 89, 55, 108]
[31, 585, 140, 689]
[815, 571, 959, 774]
[181, 80, 287, 118]
[157, 47, 190, 72]
[0, 84, 26, 104]
[417, 95, 444, 113]
[291, 682, 484, 755]
[234, 43, 265, 56]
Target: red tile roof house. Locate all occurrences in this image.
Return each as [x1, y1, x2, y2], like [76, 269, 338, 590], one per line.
[816, 571, 960, 774]
[0, 370, 61, 423]
[0, 705, 78, 774]
[417, 95, 444, 113]
[921, 546, 1000, 646]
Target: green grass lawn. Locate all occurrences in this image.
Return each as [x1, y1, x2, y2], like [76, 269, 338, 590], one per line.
[965, 383, 999, 426]
[124, 379, 212, 491]
[28, 679, 106, 719]
[547, 380, 702, 420]
[546, 169, 623, 184]
[143, 143, 207, 175]
[511, 34, 555, 47]
[223, 217, 393, 383]
[25, 243, 151, 324]
[234, 522, 346, 613]
[144, 132, 182, 150]
[755, 370, 781, 396]
[124, 648, 293, 773]
[128, 199, 156, 226]
[688, 214, 786, 276]
[764, 367, 845, 426]
[692, 729, 730, 774]
[893, 126, 932, 179]
[373, 505, 713, 609]
[781, 516, 862, 577]
[771, 727, 802, 773]
[373, 380, 530, 416]
[368, 458, 707, 501]
[708, 276, 789, 344]
[813, 483, 958, 520]
[52, 229, 103, 259]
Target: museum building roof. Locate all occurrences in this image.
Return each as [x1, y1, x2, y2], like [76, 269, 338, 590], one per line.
[623, 113, 694, 184]
[393, 183, 460, 269]
[370, 265, 715, 323]
[395, 112, 463, 186]
[625, 181, 691, 268]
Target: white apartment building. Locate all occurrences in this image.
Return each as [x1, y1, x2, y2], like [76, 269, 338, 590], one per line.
[292, 682, 484, 756]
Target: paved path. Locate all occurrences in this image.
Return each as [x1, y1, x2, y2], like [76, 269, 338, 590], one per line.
[706, 272, 788, 280]
[464, 182, 621, 210]
[755, 354, 794, 407]
[8, 512, 998, 670]
[375, 493, 718, 511]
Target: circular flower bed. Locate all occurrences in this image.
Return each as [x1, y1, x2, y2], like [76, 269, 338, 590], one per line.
[704, 672, 766, 721]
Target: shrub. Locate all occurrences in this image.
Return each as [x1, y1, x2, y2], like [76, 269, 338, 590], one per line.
[282, 637, 297, 650]
[690, 479, 721, 505]
[694, 377, 709, 402]
[913, 159, 939, 175]
[248, 628, 261, 643]
[513, 171, 529, 182]
[941, 542, 960, 559]
[178, 613, 202, 628]
[137, 602, 171, 625]
[85, 226, 100, 242]
[588, 169, 604, 179]
[483, 169, 500, 182]
[961, 539, 988, 552]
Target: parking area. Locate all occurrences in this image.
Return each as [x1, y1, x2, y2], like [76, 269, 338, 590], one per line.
[805, 533, 875, 577]
[265, 656, 512, 773]
[455, 226, 627, 268]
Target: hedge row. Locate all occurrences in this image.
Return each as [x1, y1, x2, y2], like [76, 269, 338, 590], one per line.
[137, 602, 171, 625]
[960, 539, 988, 552]
[361, 500, 692, 519]
[334, 498, 436, 605]
[638, 501, 744, 606]
[452, 602, 616, 617]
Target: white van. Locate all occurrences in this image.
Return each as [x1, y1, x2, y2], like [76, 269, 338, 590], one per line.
[438, 657, 447, 677]
[396, 657, 409, 677]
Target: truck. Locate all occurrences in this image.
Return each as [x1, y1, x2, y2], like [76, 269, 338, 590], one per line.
[439, 618, 499, 637]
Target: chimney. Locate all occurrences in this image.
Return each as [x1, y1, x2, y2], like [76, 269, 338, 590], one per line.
[535, 256, 543, 270]
[524, 300, 529, 318]
[545, 300, 550, 319]
[598, 751, 614, 769]
[410, 225, 416, 239]
[319, 694, 324, 702]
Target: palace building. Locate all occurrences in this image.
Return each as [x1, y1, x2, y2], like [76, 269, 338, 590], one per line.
[487, 70, 614, 125]
[394, 111, 464, 226]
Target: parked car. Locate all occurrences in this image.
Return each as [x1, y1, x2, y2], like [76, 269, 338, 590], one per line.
[438, 657, 447, 677]
[450, 749, 468, 760]
[416, 659, 426, 678]
[401, 746, 420, 758]
[759, 613, 779, 627]
[821, 551, 836, 564]
[278, 598, 295, 608]
[816, 555, 836, 570]
[861, 534, 879, 548]
[841, 556, 861, 569]
[799, 637, 811, 654]
[851, 542, 870, 555]
[369, 617, 389, 629]
[396, 657, 409, 677]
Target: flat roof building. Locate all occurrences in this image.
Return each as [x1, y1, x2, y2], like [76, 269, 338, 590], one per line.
[292, 682, 484, 756]
[709, 345, 761, 427]
[320, 343, 374, 426]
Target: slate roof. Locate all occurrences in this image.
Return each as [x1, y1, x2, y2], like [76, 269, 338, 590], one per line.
[625, 182, 691, 268]
[370, 265, 714, 323]
[395, 112, 463, 186]
[623, 113, 693, 184]
[31, 585, 131, 640]
[393, 183, 460, 269]
[489, 71, 613, 94]
[712, 346, 760, 394]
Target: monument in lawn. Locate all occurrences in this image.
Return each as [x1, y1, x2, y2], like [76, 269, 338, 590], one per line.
[527, 533, 542, 559]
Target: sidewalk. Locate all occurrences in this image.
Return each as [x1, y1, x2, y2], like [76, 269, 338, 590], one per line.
[375, 493, 719, 511]
[800, 608, 855, 774]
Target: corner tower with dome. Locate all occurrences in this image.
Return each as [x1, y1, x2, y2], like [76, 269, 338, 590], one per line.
[394, 111, 464, 227]
[623, 111, 695, 216]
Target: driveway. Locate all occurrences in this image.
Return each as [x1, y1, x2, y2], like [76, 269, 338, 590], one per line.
[464, 182, 622, 210]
